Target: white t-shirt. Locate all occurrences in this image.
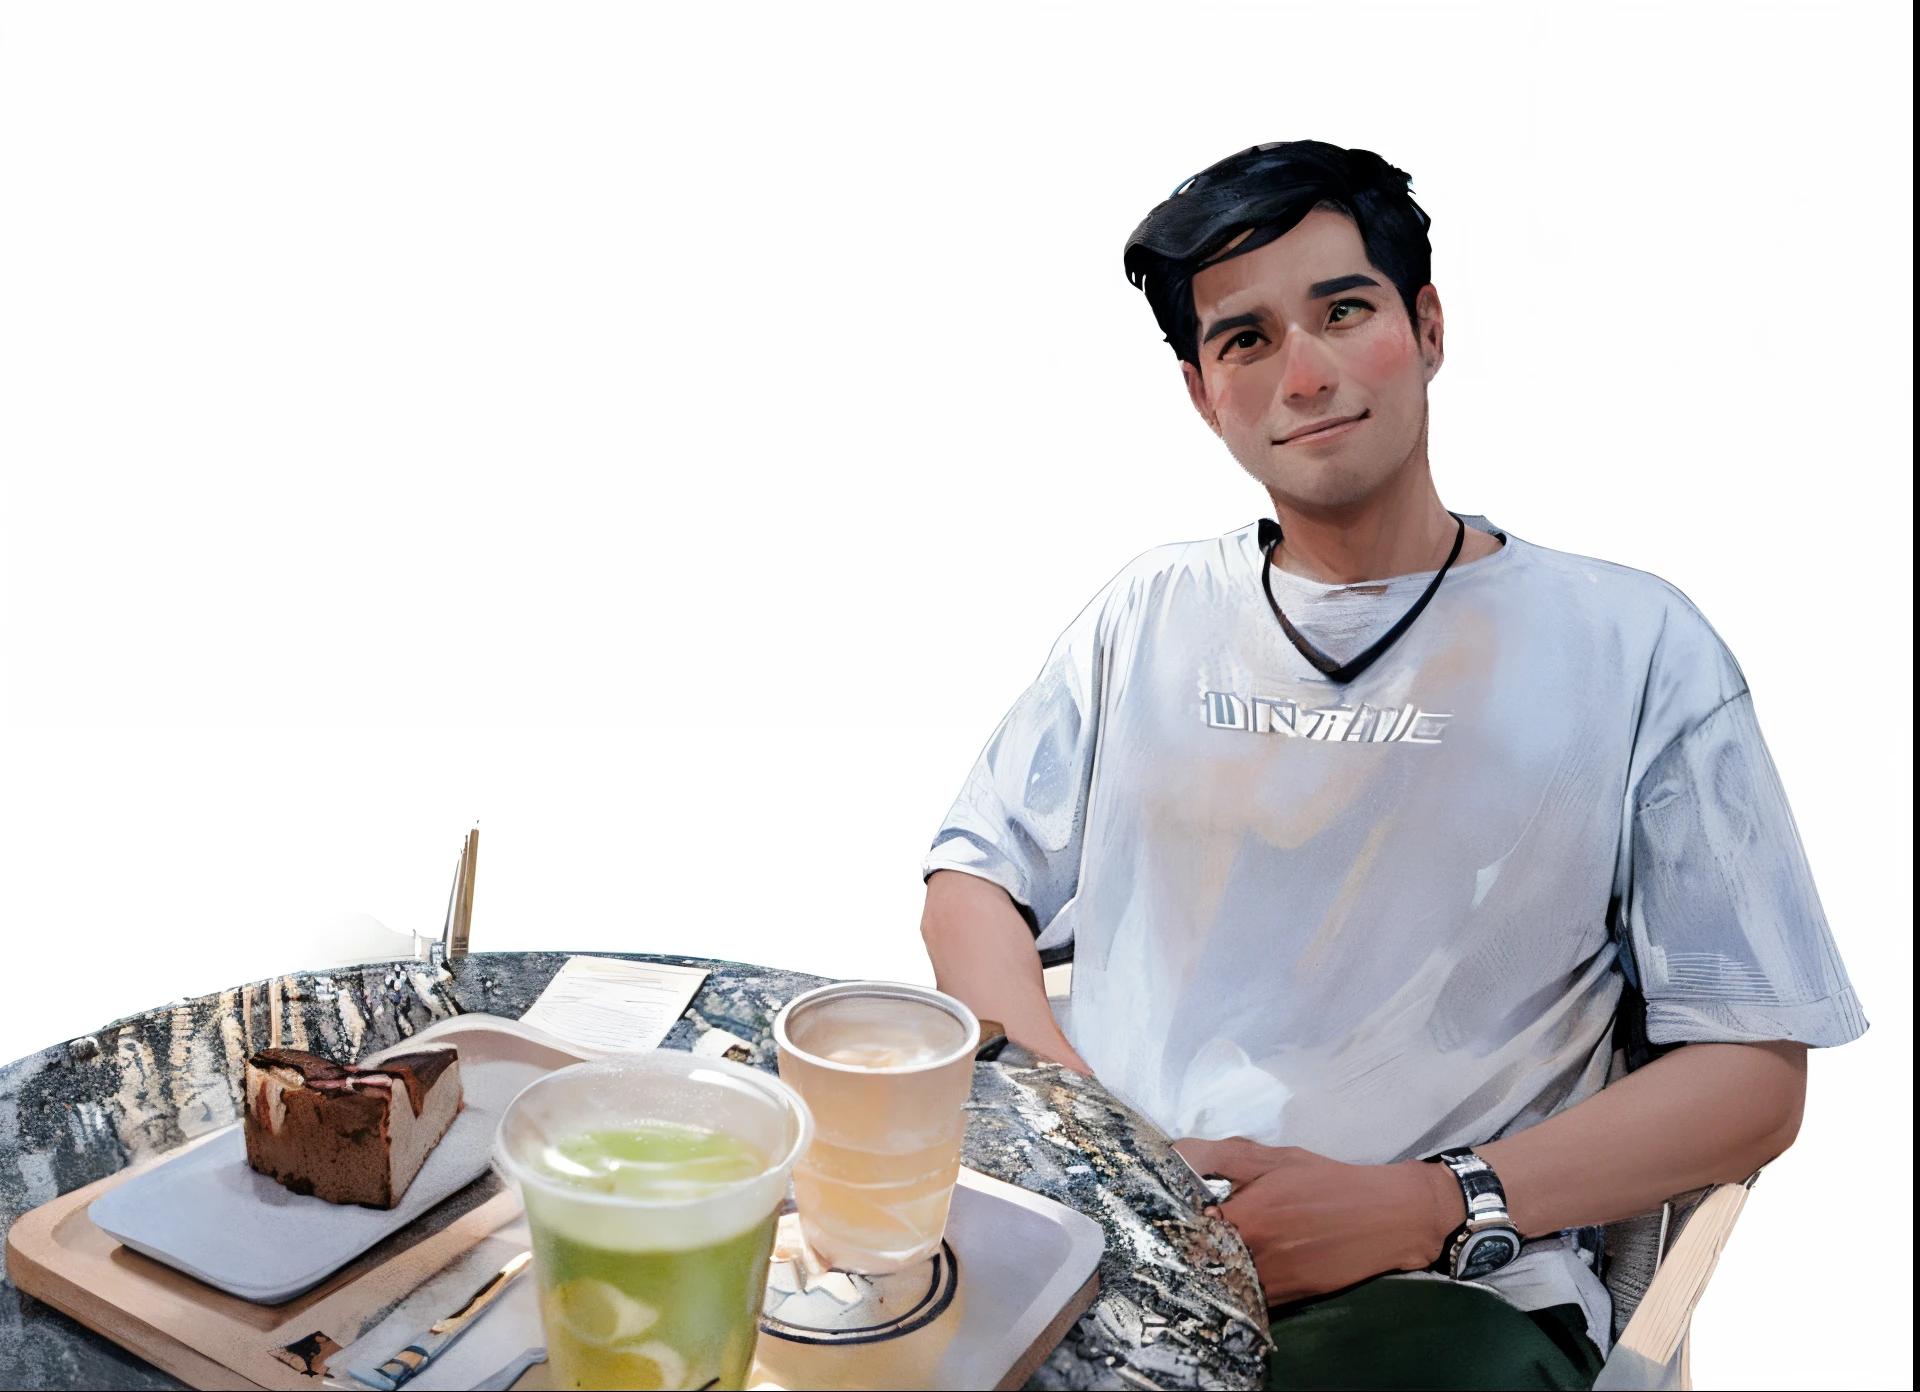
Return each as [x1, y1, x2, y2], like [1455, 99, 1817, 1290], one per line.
[924, 518, 1865, 1344]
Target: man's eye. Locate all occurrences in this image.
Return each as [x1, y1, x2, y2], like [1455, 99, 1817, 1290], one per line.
[1327, 299, 1375, 326]
[1226, 330, 1263, 352]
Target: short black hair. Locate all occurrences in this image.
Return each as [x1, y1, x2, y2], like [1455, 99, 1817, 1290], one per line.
[1123, 140, 1432, 366]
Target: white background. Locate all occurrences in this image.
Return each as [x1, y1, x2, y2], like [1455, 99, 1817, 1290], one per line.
[0, 3, 1910, 1387]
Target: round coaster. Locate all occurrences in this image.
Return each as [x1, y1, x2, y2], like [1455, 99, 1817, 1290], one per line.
[760, 1215, 960, 1346]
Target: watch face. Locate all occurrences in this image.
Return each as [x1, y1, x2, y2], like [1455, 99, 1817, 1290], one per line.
[1457, 1229, 1521, 1280]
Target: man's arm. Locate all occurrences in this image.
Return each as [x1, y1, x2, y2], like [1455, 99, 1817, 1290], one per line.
[1474, 1038, 1804, 1232]
[921, 869, 1091, 1074]
[1176, 1039, 1806, 1306]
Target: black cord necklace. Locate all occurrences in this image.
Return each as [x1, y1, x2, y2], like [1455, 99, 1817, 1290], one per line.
[1257, 513, 1466, 684]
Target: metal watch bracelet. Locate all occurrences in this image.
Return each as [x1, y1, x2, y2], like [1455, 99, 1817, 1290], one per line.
[1425, 1147, 1523, 1280]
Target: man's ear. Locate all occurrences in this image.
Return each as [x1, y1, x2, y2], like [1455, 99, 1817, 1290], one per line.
[1415, 285, 1445, 381]
[1182, 361, 1222, 437]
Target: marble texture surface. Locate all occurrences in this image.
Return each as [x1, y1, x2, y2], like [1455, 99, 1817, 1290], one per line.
[0, 952, 1268, 1390]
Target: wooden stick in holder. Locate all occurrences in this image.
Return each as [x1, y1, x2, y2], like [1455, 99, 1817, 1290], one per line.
[441, 828, 479, 961]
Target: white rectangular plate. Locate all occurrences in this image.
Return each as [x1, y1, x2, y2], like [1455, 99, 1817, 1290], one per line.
[88, 1014, 586, 1305]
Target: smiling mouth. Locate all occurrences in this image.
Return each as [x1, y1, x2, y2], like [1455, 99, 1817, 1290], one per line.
[1276, 411, 1369, 445]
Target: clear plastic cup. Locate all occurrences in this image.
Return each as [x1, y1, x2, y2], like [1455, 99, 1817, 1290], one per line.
[773, 981, 980, 1274]
[492, 1052, 813, 1392]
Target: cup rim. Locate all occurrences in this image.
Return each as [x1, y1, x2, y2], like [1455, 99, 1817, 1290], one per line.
[772, 980, 982, 1076]
[491, 1050, 814, 1212]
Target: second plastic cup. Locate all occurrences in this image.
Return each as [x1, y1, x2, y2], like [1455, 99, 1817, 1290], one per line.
[773, 981, 980, 1274]
[493, 1051, 813, 1392]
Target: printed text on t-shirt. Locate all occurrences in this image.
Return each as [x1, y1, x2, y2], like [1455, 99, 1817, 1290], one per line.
[1202, 691, 1452, 743]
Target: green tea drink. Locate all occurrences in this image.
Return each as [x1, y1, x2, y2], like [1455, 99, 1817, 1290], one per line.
[493, 1053, 813, 1392]
[531, 1126, 773, 1389]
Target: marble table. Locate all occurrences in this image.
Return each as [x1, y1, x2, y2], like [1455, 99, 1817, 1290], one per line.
[0, 953, 1269, 1389]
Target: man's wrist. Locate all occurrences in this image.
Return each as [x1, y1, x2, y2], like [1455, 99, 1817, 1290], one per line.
[1395, 1158, 1466, 1271]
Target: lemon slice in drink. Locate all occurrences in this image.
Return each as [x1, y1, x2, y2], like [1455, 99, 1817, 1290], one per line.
[604, 1340, 689, 1390]
[550, 1278, 659, 1346]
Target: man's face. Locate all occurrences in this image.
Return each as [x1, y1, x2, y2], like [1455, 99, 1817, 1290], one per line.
[1182, 206, 1442, 513]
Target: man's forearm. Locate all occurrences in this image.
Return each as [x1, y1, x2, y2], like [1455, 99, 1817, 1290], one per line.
[920, 869, 1090, 1074]
[1181, 1038, 1809, 1303]
[1454, 1040, 1807, 1238]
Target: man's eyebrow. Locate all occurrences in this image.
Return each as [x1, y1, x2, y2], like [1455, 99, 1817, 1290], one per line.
[1307, 273, 1382, 298]
[1201, 311, 1264, 345]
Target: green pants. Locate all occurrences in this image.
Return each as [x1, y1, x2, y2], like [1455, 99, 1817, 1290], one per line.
[1266, 1275, 1605, 1390]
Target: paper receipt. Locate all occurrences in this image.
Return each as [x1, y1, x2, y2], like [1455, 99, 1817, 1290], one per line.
[518, 956, 710, 1054]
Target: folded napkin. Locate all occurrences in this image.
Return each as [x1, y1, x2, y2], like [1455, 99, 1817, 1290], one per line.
[331, 1220, 545, 1392]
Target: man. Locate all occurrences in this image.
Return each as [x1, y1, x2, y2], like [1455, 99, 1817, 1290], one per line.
[919, 142, 1865, 1389]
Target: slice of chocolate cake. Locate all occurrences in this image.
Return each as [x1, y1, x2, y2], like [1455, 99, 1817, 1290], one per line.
[243, 1045, 462, 1209]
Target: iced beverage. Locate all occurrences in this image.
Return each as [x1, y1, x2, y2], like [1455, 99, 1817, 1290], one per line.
[492, 1052, 812, 1391]
[773, 982, 980, 1273]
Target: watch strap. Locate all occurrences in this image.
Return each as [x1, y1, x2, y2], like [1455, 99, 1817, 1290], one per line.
[1424, 1146, 1521, 1278]
[1437, 1148, 1512, 1225]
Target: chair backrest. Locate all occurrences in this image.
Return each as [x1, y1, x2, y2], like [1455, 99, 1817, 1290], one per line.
[1596, 1176, 1758, 1390]
[1601, 1184, 1714, 1340]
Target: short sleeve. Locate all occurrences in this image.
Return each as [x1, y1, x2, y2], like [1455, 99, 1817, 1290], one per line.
[921, 584, 1110, 952]
[1627, 691, 1867, 1047]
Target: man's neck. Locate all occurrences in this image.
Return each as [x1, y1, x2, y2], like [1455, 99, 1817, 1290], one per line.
[1266, 456, 1470, 587]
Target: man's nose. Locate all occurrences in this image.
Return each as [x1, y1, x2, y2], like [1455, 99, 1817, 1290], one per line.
[1277, 325, 1340, 403]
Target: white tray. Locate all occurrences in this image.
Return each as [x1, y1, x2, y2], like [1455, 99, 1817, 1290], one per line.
[88, 1014, 588, 1304]
[320, 1167, 1104, 1392]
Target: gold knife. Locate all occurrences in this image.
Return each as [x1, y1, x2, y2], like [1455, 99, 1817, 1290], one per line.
[358, 1251, 533, 1390]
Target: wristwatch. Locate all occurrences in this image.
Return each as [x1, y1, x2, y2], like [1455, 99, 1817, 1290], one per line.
[1425, 1147, 1523, 1280]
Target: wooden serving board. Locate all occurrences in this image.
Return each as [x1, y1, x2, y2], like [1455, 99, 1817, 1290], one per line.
[10, 1157, 1099, 1392]
[8, 1012, 1104, 1391]
[8, 1140, 525, 1391]
[6, 1014, 581, 1391]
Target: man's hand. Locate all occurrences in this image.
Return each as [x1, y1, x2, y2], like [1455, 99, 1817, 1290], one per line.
[1174, 1041, 1807, 1308]
[1174, 1138, 1458, 1306]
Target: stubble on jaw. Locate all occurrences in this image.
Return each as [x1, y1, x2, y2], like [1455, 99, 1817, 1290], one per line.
[1236, 401, 1433, 522]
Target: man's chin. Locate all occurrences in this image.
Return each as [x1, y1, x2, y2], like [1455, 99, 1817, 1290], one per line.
[1250, 467, 1396, 518]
